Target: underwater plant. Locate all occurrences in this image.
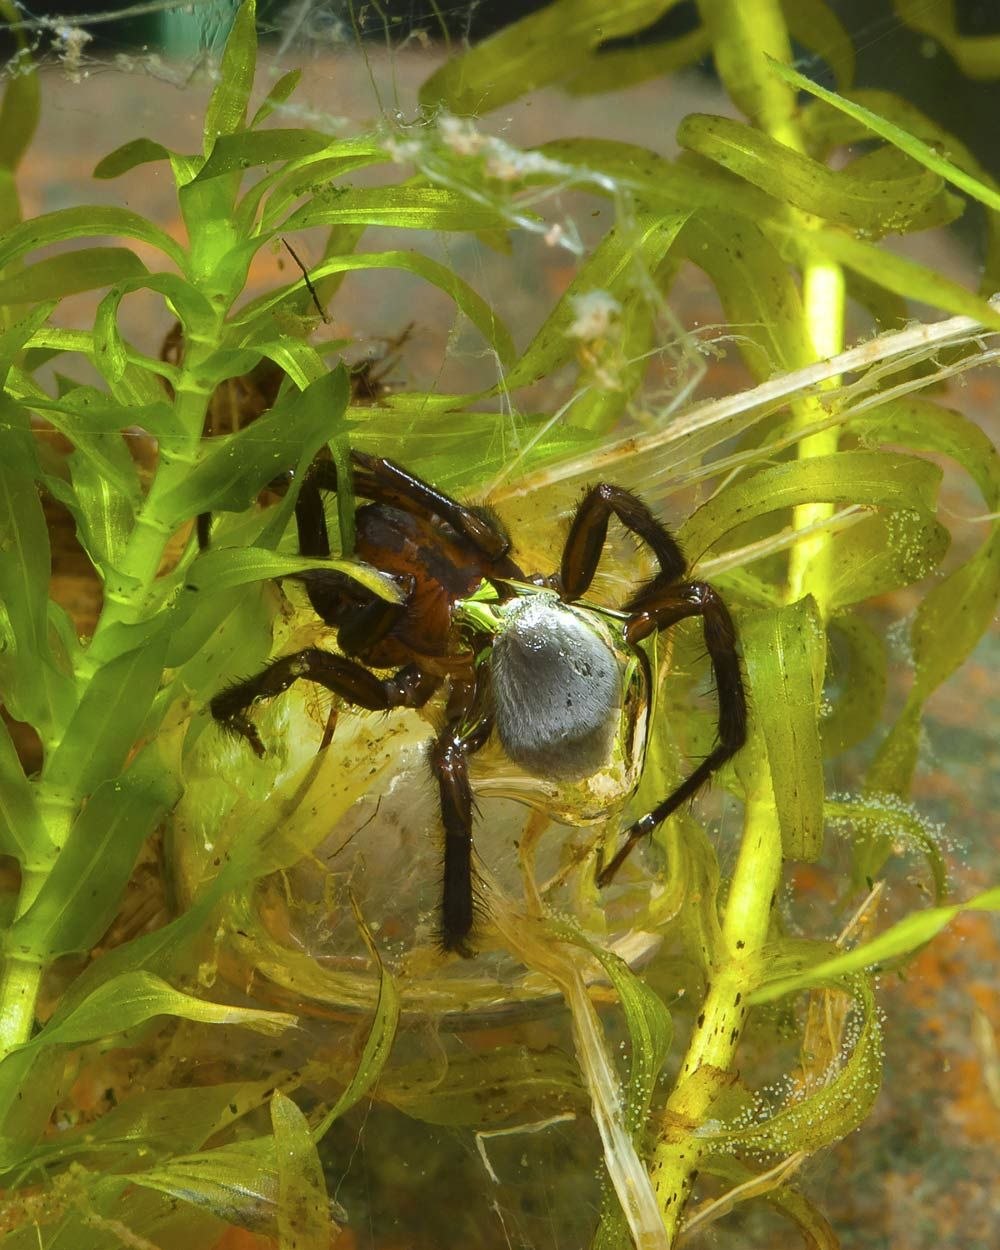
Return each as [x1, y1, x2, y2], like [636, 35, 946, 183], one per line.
[0, 0, 998, 1246]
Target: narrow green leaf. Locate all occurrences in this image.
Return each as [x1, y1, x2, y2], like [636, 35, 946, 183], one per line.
[827, 794, 948, 905]
[23, 970, 295, 1050]
[701, 1156, 840, 1249]
[676, 212, 810, 380]
[681, 452, 941, 558]
[47, 441, 138, 576]
[203, 0, 257, 150]
[732, 979, 882, 1151]
[0, 206, 186, 271]
[312, 904, 399, 1139]
[0, 717, 46, 865]
[769, 57, 1000, 213]
[895, 0, 1000, 78]
[250, 67, 302, 127]
[185, 547, 404, 602]
[0, 303, 55, 379]
[563, 26, 711, 96]
[195, 128, 333, 182]
[126, 1135, 341, 1236]
[780, 0, 854, 91]
[280, 186, 510, 233]
[820, 510, 949, 610]
[42, 628, 169, 800]
[742, 598, 826, 860]
[789, 225, 1000, 329]
[20, 1079, 274, 1169]
[821, 614, 886, 756]
[419, 0, 683, 114]
[0, 247, 148, 304]
[93, 137, 172, 180]
[233, 249, 516, 369]
[679, 113, 943, 236]
[0, 400, 75, 737]
[8, 753, 179, 960]
[503, 211, 689, 390]
[273, 1092, 332, 1250]
[754, 888, 1000, 1002]
[155, 367, 349, 524]
[0, 51, 39, 173]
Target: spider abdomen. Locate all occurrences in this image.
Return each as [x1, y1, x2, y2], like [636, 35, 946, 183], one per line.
[491, 596, 622, 780]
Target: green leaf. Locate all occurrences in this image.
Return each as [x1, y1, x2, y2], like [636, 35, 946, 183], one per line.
[0, 303, 55, 379]
[419, 0, 684, 114]
[195, 127, 333, 182]
[820, 510, 950, 610]
[827, 794, 948, 904]
[503, 211, 689, 390]
[42, 628, 169, 800]
[19, 1079, 274, 1170]
[700, 1156, 840, 1248]
[273, 1092, 332, 1250]
[280, 186, 511, 233]
[780, 0, 854, 91]
[233, 249, 516, 369]
[0, 717, 46, 865]
[93, 137, 173, 180]
[0, 50, 39, 173]
[676, 212, 810, 380]
[563, 26, 711, 96]
[549, 918, 672, 1139]
[769, 57, 1000, 213]
[679, 113, 944, 236]
[786, 225, 1000, 329]
[0, 399, 75, 738]
[47, 437, 139, 576]
[312, 904, 399, 1140]
[7, 751, 180, 961]
[185, 547, 404, 603]
[21, 969, 295, 1050]
[729, 978, 882, 1152]
[155, 366, 349, 524]
[126, 1135, 340, 1236]
[250, 67, 302, 127]
[821, 614, 886, 755]
[0, 206, 186, 270]
[753, 888, 1000, 1002]
[0, 250, 151, 313]
[681, 451, 942, 558]
[741, 598, 826, 860]
[203, 0, 257, 150]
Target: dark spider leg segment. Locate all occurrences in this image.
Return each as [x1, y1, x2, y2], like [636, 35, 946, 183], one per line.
[211, 650, 438, 758]
[561, 483, 688, 601]
[301, 454, 518, 569]
[597, 581, 747, 888]
[429, 681, 494, 954]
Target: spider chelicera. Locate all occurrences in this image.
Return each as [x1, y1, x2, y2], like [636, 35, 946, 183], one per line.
[210, 452, 747, 955]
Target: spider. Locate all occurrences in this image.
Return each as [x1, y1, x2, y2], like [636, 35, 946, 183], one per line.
[210, 452, 747, 955]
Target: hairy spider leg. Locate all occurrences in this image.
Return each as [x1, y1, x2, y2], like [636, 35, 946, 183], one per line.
[560, 482, 688, 601]
[210, 651, 438, 758]
[596, 581, 747, 887]
[300, 453, 517, 566]
[428, 678, 495, 954]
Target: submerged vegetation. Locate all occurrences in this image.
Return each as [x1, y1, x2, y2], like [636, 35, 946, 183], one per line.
[0, 0, 998, 1246]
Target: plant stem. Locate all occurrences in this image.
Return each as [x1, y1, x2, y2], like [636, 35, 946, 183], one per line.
[648, 789, 782, 1242]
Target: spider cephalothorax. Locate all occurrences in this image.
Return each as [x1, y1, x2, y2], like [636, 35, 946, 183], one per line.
[210, 452, 747, 955]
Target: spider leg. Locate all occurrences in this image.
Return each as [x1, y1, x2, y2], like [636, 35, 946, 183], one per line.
[560, 483, 687, 601]
[428, 679, 494, 955]
[597, 581, 747, 887]
[211, 650, 438, 758]
[299, 453, 519, 572]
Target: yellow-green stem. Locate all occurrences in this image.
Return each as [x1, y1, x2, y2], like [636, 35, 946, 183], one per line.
[649, 790, 782, 1241]
[787, 258, 847, 605]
